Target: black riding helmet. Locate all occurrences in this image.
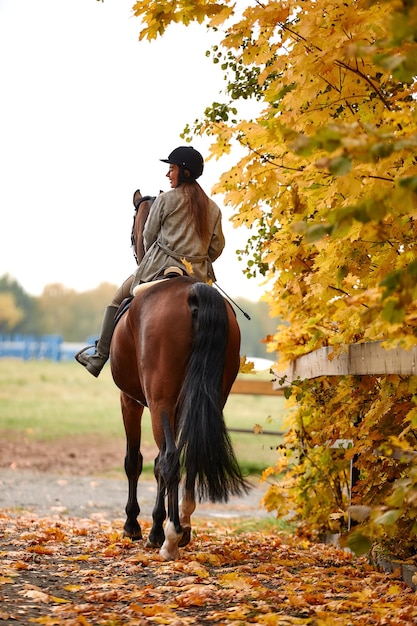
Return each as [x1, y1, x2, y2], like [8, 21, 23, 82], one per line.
[160, 146, 204, 181]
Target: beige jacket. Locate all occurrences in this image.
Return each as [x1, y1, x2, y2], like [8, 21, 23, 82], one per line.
[132, 186, 225, 288]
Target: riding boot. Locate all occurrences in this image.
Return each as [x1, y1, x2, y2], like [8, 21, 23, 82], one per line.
[75, 305, 118, 377]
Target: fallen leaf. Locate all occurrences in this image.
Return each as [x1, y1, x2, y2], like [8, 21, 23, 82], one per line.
[22, 589, 50, 603]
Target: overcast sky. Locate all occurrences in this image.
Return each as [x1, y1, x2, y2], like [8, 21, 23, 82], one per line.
[0, 0, 266, 301]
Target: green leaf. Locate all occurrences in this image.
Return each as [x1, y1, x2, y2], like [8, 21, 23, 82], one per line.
[370, 142, 394, 159]
[347, 530, 372, 557]
[380, 270, 402, 296]
[381, 299, 406, 324]
[399, 176, 417, 192]
[392, 55, 417, 84]
[328, 156, 352, 176]
[374, 509, 401, 526]
[315, 127, 343, 152]
[305, 223, 332, 242]
[407, 260, 417, 278]
[373, 51, 405, 72]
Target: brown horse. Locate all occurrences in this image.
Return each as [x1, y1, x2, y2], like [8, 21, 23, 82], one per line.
[109, 193, 248, 560]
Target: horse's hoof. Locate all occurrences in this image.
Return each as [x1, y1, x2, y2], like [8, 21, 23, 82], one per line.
[146, 529, 165, 548]
[123, 531, 142, 541]
[158, 521, 182, 560]
[123, 524, 142, 541]
[159, 544, 180, 561]
[179, 526, 191, 547]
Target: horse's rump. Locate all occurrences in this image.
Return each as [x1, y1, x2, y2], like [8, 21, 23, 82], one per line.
[110, 276, 195, 411]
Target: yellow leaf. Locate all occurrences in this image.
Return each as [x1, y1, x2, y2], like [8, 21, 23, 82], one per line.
[64, 584, 82, 592]
[26, 618, 59, 625]
[208, 5, 234, 28]
[181, 257, 194, 275]
[50, 595, 69, 604]
[218, 572, 252, 591]
[195, 552, 222, 566]
[27, 545, 53, 555]
[140, 603, 176, 617]
[257, 614, 284, 625]
[224, 606, 252, 620]
[239, 355, 255, 373]
[388, 584, 403, 594]
[185, 561, 210, 578]
[176, 584, 216, 607]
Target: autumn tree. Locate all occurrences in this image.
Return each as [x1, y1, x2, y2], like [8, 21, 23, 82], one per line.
[37, 281, 118, 341]
[132, 0, 417, 557]
[0, 274, 38, 334]
[0, 293, 24, 332]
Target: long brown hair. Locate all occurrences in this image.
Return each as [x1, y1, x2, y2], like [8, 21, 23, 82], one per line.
[182, 181, 210, 241]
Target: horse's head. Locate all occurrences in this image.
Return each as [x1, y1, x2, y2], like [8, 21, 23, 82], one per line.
[131, 190, 156, 265]
[133, 189, 143, 211]
[133, 189, 163, 210]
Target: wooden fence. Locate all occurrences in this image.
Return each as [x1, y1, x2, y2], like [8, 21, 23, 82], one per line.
[228, 378, 285, 437]
[272, 339, 417, 531]
[274, 340, 417, 385]
[231, 378, 283, 397]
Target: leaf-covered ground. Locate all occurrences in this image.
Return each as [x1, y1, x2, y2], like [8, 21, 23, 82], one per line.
[1, 513, 416, 625]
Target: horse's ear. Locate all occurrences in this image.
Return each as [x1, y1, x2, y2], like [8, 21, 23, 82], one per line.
[133, 189, 142, 209]
[159, 189, 163, 195]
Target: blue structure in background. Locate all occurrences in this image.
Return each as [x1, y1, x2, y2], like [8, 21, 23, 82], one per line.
[0, 335, 95, 362]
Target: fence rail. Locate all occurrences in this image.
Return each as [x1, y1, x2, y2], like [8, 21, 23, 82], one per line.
[231, 378, 283, 396]
[229, 378, 285, 437]
[0, 334, 64, 361]
[274, 340, 417, 386]
[0, 335, 91, 362]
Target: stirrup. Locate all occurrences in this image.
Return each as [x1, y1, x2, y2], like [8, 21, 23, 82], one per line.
[75, 343, 97, 359]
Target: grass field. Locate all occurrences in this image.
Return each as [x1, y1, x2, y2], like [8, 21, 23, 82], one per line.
[0, 359, 289, 476]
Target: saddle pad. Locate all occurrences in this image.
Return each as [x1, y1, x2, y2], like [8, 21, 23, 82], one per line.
[132, 266, 184, 296]
[132, 279, 164, 297]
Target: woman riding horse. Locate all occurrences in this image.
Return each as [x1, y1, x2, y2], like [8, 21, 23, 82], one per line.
[75, 146, 225, 377]
[74, 148, 248, 559]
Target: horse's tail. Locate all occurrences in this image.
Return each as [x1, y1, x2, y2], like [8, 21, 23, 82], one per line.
[176, 282, 249, 502]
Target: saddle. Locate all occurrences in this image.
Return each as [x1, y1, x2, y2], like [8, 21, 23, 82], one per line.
[114, 266, 186, 325]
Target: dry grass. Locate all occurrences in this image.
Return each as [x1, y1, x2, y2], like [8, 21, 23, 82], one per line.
[0, 359, 288, 475]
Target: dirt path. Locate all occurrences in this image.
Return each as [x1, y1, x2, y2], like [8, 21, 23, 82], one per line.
[0, 434, 271, 521]
[2, 436, 417, 626]
[0, 468, 270, 521]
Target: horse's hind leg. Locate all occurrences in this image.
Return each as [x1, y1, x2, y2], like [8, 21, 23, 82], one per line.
[121, 393, 144, 540]
[179, 486, 196, 547]
[146, 454, 166, 549]
[158, 411, 183, 560]
[160, 481, 182, 560]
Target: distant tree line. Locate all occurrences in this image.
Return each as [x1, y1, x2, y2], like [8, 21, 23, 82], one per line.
[0, 274, 278, 360]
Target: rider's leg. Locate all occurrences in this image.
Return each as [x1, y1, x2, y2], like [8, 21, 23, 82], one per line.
[75, 275, 135, 377]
